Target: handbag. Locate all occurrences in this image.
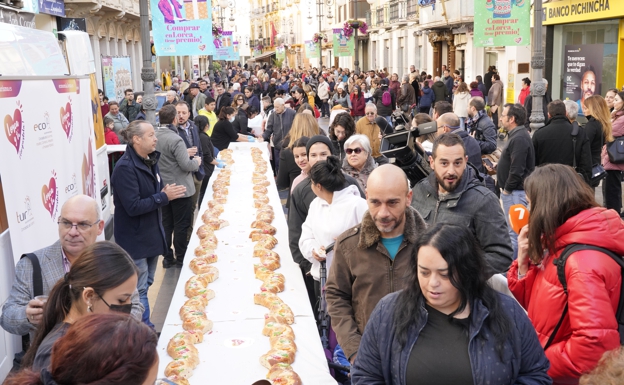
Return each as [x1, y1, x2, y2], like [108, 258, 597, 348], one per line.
[607, 136, 624, 164]
[590, 164, 607, 187]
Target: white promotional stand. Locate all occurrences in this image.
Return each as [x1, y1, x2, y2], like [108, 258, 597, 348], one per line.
[157, 142, 337, 384]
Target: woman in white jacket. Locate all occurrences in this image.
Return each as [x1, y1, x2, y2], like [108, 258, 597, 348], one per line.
[299, 155, 368, 298]
[453, 82, 471, 131]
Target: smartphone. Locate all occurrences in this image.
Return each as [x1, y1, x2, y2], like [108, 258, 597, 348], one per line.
[325, 242, 335, 254]
[483, 158, 494, 168]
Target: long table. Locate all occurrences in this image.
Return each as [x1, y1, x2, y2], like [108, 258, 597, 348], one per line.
[157, 142, 337, 384]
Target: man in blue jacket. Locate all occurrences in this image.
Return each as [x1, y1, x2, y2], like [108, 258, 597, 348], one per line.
[111, 119, 186, 327]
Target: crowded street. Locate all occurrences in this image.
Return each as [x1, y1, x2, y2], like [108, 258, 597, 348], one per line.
[1, 0, 624, 384]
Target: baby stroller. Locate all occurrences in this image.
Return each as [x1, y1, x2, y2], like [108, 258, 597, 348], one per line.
[318, 245, 351, 384]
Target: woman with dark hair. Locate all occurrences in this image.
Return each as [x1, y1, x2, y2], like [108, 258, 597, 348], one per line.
[291, 86, 305, 109]
[5, 313, 159, 385]
[210, 106, 256, 151]
[232, 103, 252, 135]
[353, 223, 551, 385]
[519, 77, 531, 106]
[194, 115, 220, 205]
[329, 113, 356, 162]
[602, 91, 624, 214]
[350, 84, 366, 122]
[508, 164, 624, 384]
[290, 137, 311, 192]
[299, 155, 367, 298]
[277, 114, 320, 194]
[22, 241, 139, 371]
[605, 88, 619, 112]
[231, 93, 245, 109]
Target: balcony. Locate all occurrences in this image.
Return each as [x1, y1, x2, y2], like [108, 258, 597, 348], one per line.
[419, 0, 474, 27]
[407, 0, 419, 20]
[375, 6, 384, 27]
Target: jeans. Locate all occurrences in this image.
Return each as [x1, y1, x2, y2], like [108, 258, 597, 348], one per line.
[162, 196, 194, 264]
[603, 170, 623, 215]
[321, 100, 330, 117]
[135, 256, 158, 328]
[459, 117, 466, 131]
[500, 189, 528, 260]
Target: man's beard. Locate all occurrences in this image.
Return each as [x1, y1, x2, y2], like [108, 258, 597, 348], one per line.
[435, 171, 463, 193]
[374, 213, 404, 234]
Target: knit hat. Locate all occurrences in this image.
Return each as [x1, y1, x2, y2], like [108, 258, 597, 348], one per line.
[336, 82, 345, 90]
[306, 135, 334, 157]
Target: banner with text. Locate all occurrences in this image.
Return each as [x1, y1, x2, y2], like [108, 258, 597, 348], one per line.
[333, 28, 354, 57]
[151, 0, 212, 56]
[111, 57, 133, 102]
[563, 44, 604, 116]
[276, 45, 285, 60]
[474, 0, 530, 47]
[101, 56, 115, 102]
[0, 78, 99, 264]
[305, 40, 320, 59]
[39, 0, 65, 17]
[213, 31, 238, 61]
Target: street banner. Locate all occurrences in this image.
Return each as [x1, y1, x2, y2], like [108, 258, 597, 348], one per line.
[39, 0, 65, 17]
[276, 45, 285, 60]
[253, 47, 263, 57]
[474, 0, 530, 47]
[333, 28, 354, 57]
[0, 8, 37, 28]
[563, 44, 604, 116]
[0, 78, 99, 264]
[101, 56, 115, 102]
[150, 0, 212, 56]
[233, 41, 240, 59]
[213, 31, 238, 61]
[111, 57, 133, 102]
[305, 40, 319, 59]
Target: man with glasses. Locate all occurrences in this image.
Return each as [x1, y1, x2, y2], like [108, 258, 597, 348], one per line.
[1, 195, 144, 338]
[355, 103, 384, 163]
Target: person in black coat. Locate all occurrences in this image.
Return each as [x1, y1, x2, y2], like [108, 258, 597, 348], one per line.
[484, 66, 496, 96]
[583, 95, 608, 171]
[194, 115, 220, 205]
[533, 100, 592, 183]
[214, 83, 232, 115]
[211, 106, 255, 151]
[111, 120, 186, 326]
[411, 75, 420, 106]
[232, 104, 252, 135]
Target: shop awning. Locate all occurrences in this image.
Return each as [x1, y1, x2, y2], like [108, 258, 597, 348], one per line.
[248, 50, 276, 62]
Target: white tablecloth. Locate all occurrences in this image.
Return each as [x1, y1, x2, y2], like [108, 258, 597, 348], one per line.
[157, 142, 337, 384]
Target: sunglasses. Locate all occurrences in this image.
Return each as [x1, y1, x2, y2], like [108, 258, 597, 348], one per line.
[346, 147, 364, 155]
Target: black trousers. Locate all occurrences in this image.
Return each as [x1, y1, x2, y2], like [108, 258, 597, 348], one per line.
[603, 170, 623, 215]
[162, 196, 194, 263]
[300, 264, 318, 321]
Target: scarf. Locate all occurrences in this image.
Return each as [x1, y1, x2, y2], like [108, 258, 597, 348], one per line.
[466, 109, 487, 131]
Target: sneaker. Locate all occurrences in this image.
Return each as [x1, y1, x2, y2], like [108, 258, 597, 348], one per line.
[162, 258, 176, 269]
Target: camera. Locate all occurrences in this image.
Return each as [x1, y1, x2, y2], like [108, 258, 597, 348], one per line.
[380, 121, 438, 187]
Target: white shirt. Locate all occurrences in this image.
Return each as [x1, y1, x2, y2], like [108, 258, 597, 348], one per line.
[299, 185, 368, 281]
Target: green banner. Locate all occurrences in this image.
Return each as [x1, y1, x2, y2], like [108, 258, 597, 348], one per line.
[276, 45, 285, 60]
[305, 40, 320, 59]
[332, 28, 354, 57]
[474, 0, 530, 47]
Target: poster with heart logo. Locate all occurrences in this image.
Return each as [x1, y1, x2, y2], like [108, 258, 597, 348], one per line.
[0, 78, 100, 264]
[151, 0, 213, 56]
[474, 0, 530, 47]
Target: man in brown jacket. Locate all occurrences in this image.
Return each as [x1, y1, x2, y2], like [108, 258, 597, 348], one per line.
[326, 164, 427, 364]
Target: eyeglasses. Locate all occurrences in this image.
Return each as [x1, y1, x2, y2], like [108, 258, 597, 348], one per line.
[346, 147, 364, 155]
[58, 219, 100, 232]
[365, 112, 376, 116]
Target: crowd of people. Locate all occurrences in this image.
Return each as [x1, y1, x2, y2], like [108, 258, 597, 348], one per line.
[2, 61, 624, 385]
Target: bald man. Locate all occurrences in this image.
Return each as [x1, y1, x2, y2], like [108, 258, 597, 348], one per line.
[1, 195, 144, 338]
[326, 164, 427, 364]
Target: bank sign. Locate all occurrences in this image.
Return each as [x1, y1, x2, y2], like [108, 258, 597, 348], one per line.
[543, 0, 624, 25]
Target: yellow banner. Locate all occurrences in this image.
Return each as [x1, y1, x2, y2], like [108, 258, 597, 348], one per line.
[543, 0, 624, 25]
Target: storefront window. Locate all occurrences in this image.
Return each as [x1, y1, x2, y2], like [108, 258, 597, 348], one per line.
[552, 20, 619, 105]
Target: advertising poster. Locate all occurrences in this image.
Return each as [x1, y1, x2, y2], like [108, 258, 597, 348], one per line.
[333, 28, 354, 57]
[150, 0, 212, 56]
[253, 48, 263, 57]
[0, 78, 99, 264]
[213, 31, 237, 61]
[276, 45, 285, 60]
[305, 40, 319, 59]
[474, 0, 530, 47]
[57, 17, 87, 32]
[38, 0, 65, 17]
[101, 56, 115, 101]
[563, 44, 604, 116]
[21, 0, 39, 14]
[111, 57, 133, 102]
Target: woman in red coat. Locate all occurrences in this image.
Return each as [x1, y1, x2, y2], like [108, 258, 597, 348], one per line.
[508, 164, 624, 385]
[350, 85, 366, 122]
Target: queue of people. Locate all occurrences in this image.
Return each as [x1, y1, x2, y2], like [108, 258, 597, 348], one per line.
[2, 62, 624, 385]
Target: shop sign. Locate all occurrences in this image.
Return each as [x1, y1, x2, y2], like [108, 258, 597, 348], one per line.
[543, 0, 624, 25]
[39, 0, 65, 17]
[474, 0, 530, 47]
[0, 8, 36, 28]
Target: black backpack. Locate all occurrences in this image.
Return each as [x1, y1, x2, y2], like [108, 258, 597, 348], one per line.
[544, 244, 624, 350]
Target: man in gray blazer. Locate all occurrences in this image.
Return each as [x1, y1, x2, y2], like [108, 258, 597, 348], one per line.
[0, 195, 144, 336]
[156, 104, 201, 268]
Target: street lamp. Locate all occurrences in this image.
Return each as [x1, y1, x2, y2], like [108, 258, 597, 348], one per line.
[139, 0, 156, 124]
[529, 0, 546, 131]
[316, 0, 334, 70]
